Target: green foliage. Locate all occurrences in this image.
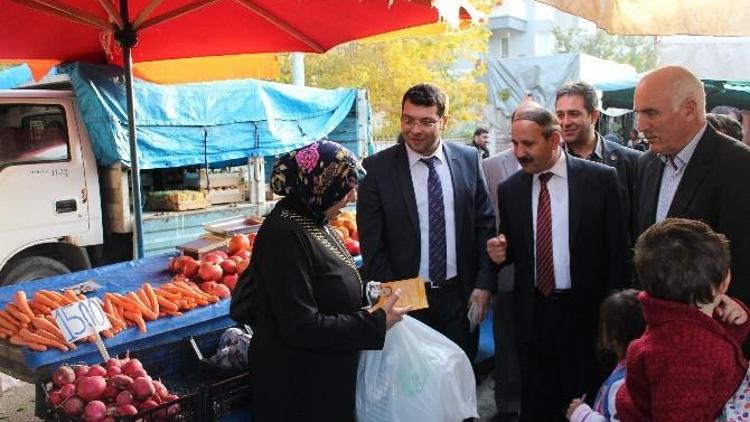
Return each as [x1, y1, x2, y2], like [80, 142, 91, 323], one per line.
[552, 27, 657, 72]
[278, 3, 494, 140]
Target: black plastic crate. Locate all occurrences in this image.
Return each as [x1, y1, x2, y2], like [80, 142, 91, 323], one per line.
[203, 372, 252, 420]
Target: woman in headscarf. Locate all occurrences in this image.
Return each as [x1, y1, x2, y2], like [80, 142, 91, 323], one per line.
[245, 140, 409, 421]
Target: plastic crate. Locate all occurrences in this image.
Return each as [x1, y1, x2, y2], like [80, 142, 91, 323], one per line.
[39, 378, 204, 421]
[204, 372, 252, 421]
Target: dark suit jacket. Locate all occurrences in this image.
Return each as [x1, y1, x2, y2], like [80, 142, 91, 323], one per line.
[636, 124, 750, 304]
[356, 141, 497, 297]
[498, 154, 629, 342]
[600, 135, 641, 242]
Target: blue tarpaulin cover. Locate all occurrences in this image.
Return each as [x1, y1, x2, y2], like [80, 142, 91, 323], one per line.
[56, 62, 357, 169]
[0, 64, 33, 89]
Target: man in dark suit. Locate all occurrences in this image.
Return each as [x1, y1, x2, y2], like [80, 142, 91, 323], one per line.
[634, 65, 750, 314]
[357, 83, 496, 360]
[555, 81, 641, 241]
[487, 105, 629, 421]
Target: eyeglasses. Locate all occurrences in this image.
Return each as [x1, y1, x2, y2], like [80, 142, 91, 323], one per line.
[400, 116, 440, 128]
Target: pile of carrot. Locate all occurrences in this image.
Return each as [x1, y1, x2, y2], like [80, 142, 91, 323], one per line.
[103, 280, 220, 334]
[0, 280, 222, 353]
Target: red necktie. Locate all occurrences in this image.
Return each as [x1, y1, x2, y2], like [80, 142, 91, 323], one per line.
[536, 172, 555, 296]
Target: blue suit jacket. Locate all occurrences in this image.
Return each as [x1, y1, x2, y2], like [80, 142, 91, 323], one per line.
[356, 141, 497, 297]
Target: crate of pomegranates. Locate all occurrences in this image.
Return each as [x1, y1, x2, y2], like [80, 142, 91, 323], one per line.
[40, 356, 204, 421]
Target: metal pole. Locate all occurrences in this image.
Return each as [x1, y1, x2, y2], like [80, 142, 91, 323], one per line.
[117, 0, 145, 259]
[291, 53, 305, 86]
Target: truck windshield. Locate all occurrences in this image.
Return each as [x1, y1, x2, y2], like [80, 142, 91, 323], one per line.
[0, 104, 70, 168]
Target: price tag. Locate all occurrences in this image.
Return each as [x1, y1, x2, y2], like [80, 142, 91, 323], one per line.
[52, 298, 112, 343]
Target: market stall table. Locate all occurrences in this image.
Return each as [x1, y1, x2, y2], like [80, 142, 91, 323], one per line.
[0, 253, 234, 383]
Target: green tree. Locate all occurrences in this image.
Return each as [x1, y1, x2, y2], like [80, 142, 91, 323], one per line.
[553, 27, 657, 72]
[278, 7, 493, 140]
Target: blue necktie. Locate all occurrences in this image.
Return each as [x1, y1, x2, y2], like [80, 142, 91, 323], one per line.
[420, 157, 447, 284]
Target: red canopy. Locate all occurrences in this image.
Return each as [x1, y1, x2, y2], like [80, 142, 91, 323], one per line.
[0, 0, 476, 63]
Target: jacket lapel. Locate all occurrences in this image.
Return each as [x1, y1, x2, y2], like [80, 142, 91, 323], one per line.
[668, 127, 718, 216]
[519, 172, 534, 259]
[639, 155, 663, 229]
[567, 155, 585, 241]
[444, 142, 465, 243]
[394, 143, 421, 236]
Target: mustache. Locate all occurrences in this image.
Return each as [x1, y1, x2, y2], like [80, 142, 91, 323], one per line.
[518, 156, 533, 164]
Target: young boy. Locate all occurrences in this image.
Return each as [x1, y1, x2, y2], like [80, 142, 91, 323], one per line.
[616, 218, 750, 421]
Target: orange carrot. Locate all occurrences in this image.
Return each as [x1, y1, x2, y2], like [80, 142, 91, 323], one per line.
[33, 328, 75, 350]
[62, 290, 79, 303]
[0, 310, 19, 330]
[31, 317, 64, 339]
[36, 290, 65, 305]
[33, 293, 61, 310]
[165, 310, 183, 317]
[100, 329, 113, 338]
[154, 288, 181, 301]
[136, 288, 153, 313]
[155, 296, 178, 312]
[143, 283, 160, 315]
[123, 311, 147, 333]
[10, 334, 48, 351]
[18, 328, 69, 352]
[6, 303, 31, 324]
[29, 301, 52, 316]
[14, 291, 35, 319]
[126, 292, 157, 320]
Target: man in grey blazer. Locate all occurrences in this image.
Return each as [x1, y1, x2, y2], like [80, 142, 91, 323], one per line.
[482, 148, 522, 422]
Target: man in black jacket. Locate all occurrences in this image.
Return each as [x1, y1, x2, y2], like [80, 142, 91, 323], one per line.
[634, 65, 750, 323]
[555, 81, 641, 242]
[486, 105, 629, 421]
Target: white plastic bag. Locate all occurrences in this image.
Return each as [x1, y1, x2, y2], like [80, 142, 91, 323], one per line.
[356, 315, 478, 422]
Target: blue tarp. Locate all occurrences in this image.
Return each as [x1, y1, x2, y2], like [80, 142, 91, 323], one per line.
[55, 62, 358, 169]
[0, 64, 33, 89]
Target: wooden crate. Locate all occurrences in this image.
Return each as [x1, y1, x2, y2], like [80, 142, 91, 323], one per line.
[146, 190, 210, 211]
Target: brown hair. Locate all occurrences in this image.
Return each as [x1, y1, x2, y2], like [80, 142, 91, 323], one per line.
[634, 218, 730, 305]
[512, 106, 561, 139]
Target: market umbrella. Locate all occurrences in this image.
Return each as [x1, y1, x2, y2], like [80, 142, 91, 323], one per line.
[536, 0, 750, 36]
[0, 0, 482, 258]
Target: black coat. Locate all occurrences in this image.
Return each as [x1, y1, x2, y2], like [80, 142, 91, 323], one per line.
[599, 136, 641, 243]
[248, 196, 385, 422]
[356, 141, 497, 297]
[498, 154, 629, 342]
[636, 124, 750, 305]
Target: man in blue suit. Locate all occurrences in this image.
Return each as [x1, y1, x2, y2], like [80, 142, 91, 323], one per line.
[357, 83, 496, 359]
[487, 105, 629, 421]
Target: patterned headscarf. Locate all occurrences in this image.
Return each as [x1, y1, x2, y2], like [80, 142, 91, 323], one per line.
[271, 140, 364, 219]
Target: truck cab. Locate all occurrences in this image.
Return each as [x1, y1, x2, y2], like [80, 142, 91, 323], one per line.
[0, 89, 102, 284]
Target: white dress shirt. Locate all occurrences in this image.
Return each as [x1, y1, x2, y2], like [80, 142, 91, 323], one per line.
[531, 149, 571, 290]
[655, 123, 707, 223]
[406, 141, 458, 282]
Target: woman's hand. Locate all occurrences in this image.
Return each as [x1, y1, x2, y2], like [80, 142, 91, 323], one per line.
[379, 289, 412, 330]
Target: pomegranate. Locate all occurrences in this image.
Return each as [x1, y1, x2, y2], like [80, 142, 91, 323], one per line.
[201, 252, 224, 264]
[198, 262, 223, 282]
[219, 259, 237, 275]
[228, 234, 250, 254]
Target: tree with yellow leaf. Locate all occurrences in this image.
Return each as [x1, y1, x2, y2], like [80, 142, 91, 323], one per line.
[278, 2, 493, 141]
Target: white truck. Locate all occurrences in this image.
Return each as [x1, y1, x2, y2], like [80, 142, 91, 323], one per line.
[0, 83, 370, 285]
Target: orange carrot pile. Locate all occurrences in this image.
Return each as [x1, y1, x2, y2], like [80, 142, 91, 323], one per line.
[0, 279, 223, 353]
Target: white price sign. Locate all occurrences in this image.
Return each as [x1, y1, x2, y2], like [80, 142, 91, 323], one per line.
[52, 298, 112, 343]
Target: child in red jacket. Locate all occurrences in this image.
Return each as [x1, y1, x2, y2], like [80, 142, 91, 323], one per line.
[616, 218, 750, 422]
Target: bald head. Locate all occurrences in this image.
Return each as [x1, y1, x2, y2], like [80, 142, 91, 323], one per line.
[634, 66, 707, 155]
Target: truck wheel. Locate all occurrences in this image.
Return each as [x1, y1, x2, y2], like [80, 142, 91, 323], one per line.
[1, 256, 71, 285]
